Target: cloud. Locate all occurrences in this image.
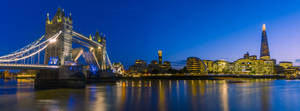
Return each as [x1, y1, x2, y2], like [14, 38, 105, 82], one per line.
[170, 60, 186, 69]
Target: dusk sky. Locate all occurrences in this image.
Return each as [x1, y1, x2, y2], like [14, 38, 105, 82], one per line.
[1, 0, 300, 67]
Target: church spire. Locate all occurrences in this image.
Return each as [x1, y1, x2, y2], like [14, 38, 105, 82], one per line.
[260, 24, 270, 60]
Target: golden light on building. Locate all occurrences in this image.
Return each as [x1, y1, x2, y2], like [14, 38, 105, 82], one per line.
[158, 50, 162, 56]
[89, 34, 92, 40]
[158, 50, 162, 65]
[89, 47, 94, 51]
[262, 24, 266, 31]
[279, 61, 293, 69]
[212, 60, 230, 74]
[233, 52, 275, 75]
[46, 13, 52, 24]
[186, 57, 206, 74]
[3, 70, 12, 79]
[57, 16, 62, 22]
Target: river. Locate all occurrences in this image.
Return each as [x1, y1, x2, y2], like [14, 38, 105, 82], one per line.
[0, 79, 300, 111]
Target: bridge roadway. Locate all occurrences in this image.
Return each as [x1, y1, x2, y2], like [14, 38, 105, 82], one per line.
[0, 64, 59, 70]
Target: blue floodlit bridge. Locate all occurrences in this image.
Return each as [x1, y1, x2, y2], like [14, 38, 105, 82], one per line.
[0, 8, 119, 75]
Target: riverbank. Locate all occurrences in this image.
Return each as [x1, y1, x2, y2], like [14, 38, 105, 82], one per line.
[119, 74, 286, 80]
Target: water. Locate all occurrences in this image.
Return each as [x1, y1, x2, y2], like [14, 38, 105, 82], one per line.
[1, 79, 300, 111]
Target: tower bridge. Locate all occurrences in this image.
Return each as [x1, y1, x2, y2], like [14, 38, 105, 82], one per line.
[0, 8, 118, 88]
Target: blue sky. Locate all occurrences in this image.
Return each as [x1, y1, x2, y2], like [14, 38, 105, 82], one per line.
[1, 0, 300, 67]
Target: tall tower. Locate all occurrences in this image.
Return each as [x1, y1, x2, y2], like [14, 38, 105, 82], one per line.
[94, 31, 107, 70]
[44, 8, 73, 65]
[158, 50, 162, 65]
[260, 24, 270, 60]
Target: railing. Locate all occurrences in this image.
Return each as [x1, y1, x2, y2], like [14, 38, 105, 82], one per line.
[0, 63, 59, 69]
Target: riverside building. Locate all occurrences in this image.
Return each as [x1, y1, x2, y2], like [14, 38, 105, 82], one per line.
[128, 59, 148, 74]
[186, 57, 206, 74]
[195, 24, 275, 75]
[128, 50, 172, 74]
[231, 24, 275, 74]
[212, 60, 230, 74]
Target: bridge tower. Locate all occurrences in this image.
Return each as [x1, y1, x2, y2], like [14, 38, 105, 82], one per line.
[44, 8, 73, 65]
[94, 31, 107, 70]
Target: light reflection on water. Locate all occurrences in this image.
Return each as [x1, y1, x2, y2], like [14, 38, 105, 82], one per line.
[1, 79, 300, 110]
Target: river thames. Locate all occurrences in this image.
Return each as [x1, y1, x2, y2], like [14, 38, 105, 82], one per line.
[1, 79, 300, 111]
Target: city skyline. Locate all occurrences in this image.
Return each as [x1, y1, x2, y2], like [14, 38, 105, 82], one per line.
[1, 1, 300, 111]
[2, 0, 300, 67]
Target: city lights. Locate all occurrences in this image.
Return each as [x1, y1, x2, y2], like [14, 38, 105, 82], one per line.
[1, 3, 300, 111]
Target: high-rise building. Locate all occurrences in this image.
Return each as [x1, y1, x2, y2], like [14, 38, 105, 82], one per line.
[158, 50, 162, 65]
[260, 24, 270, 60]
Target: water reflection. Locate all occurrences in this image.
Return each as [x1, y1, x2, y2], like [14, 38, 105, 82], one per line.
[1, 79, 300, 111]
[220, 82, 229, 111]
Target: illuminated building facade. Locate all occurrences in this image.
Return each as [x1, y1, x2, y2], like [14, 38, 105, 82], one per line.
[147, 60, 160, 74]
[186, 57, 206, 74]
[234, 53, 262, 74]
[158, 50, 162, 65]
[148, 50, 172, 73]
[161, 61, 171, 70]
[262, 60, 275, 74]
[3, 70, 13, 79]
[212, 60, 230, 74]
[17, 70, 38, 78]
[203, 60, 213, 73]
[231, 24, 275, 74]
[128, 24, 278, 75]
[112, 62, 125, 75]
[128, 50, 174, 74]
[276, 61, 299, 74]
[279, 61, 293, 69]
[128, 59, 147, 74]
[201, 24, 276, 75]
[232, 51, 275, 74]
[259, 24, 275, 74]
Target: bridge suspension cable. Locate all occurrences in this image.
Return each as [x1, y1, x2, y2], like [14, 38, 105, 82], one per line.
[0, 35, 45, 59]
[72, 31, 103, 47]
[0, 31, 62, 62]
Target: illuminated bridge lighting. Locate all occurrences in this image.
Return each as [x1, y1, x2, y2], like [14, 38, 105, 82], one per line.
[0, 9, 116, 72]
[0, 64, 59, 69]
